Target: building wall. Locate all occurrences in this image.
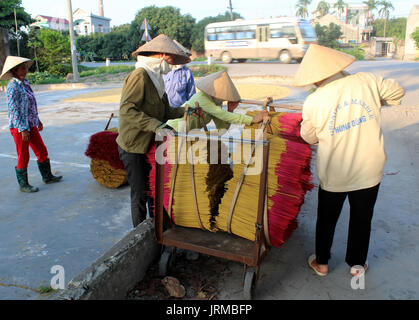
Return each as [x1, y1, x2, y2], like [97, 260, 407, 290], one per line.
[404, 5, 419, 60]
[314, 14, 363, 44]
[74, 12, 111, 36]
[32, 16, 69, 32]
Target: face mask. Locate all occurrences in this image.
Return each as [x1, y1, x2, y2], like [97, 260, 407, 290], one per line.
[160, 57, 171, 74]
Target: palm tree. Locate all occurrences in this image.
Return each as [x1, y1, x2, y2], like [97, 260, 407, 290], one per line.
[317, 1, 330, 17]
[378, 0, 394, 54]
[334, 0, 348, 16]
[363, 0, 379, 28]
[296, 0, 312, 18]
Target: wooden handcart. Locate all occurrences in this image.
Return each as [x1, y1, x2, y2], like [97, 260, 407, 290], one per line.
[154, 131, 271, 300]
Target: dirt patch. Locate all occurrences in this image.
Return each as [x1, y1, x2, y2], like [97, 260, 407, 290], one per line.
[126, 251, 232, 300]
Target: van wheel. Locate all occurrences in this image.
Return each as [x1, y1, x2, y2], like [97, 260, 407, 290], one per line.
[221, 51, 233, 64]
[279, 50, 291, 64]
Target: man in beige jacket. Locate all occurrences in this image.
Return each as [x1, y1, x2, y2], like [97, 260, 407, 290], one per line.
[294, 44, 405, 276]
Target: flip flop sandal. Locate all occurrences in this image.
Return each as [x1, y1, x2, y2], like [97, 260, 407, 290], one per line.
[350, 261, 369, 276]
[307, 254, 328, 276]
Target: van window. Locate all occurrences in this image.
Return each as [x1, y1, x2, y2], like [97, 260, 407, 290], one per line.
[270, 25, 296, 38]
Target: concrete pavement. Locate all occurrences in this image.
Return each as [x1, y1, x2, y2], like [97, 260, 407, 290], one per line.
[0, 59, 418, 299]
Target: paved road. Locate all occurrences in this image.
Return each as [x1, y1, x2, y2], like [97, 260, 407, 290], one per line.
[0, 59, 417, 299]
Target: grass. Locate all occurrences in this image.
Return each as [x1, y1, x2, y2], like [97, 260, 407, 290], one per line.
[39, 285, 54, 294]
[79, 65, 135, 77]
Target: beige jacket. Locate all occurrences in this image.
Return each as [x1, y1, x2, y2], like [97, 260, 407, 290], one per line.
[301, 72, 405, 192]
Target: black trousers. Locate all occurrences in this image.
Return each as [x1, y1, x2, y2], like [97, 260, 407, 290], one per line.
[315, 183, 380, 267]
[118, 146, 152, 227]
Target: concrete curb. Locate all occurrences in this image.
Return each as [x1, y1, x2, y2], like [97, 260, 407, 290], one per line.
[56, 219, 160, 300]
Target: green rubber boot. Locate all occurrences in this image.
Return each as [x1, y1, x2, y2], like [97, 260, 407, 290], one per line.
[15, 167, 39, 193]
[37, 159, 63, 184]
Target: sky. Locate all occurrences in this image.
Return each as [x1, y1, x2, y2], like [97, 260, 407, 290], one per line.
[21, 0, 415, 28]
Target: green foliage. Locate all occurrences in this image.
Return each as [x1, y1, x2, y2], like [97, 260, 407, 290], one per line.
[130, 6, 196, 52]
[189, 64, 226, 77]
[316, 1, 330, 17]
[39, 285, 54, 294]
[79, 65, 135, 77]
[373, 18, 406, 40]
[333, 0, 348, 14]
[31, 29, 71, 76]
[190, 11, 243, 52]
[314, 23, 343, 48]
[26, 71, 65, 85]
[296, 0, 312, 18]
[0, 0, 33, 31]
[337, 45, 365, 60]
[412, 27, 419, 49]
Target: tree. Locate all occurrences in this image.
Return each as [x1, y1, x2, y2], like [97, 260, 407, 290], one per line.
[296, 0, 312, 18]
[316, 1, 330, 17]
[372, 17, 406, 40]
[363, 0, 379, 28]
[378, 0, 394, 42]
[0, 0, 33, 31]
[31, 29, 71, 76]
[315, 23, 343, 48]
[411, 27, 419, 49]
[129, 6, 196, 54]
[333, 0, 348, 15]
[190, 11, 243, 52]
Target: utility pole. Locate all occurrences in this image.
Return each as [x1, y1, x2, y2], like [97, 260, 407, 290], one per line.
[66, 0, 80, 81]
[14, 9, 20, 56]
[228, 0, 234, 21]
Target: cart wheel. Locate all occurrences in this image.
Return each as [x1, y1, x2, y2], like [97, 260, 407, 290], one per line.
[243, 269, 256, 300]
[159, 247, 174, 276]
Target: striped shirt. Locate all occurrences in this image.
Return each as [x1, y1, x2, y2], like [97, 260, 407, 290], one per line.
[7, 77, 39, 132]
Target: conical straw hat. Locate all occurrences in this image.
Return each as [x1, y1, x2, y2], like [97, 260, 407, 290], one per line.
[0, 56, 33, 81]
[293, 44, 356, 87]
[132, 34, 190, 65]
[173, 39, 191, 57]
[196, 70, 241, 102]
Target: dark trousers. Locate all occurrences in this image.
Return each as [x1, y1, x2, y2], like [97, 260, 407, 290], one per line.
[315, 184, 380, 267]
[118, 146, 151, 227]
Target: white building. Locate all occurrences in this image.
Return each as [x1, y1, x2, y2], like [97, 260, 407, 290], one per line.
[73, 8, 111, 36]
[404, 5, 419, 61]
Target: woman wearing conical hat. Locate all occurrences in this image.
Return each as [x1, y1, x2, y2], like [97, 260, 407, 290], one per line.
[166, 70, 268, 132]
[296, 44, 405, 277]
[117, 34, 190, 227]
[1, 56, 62, 193]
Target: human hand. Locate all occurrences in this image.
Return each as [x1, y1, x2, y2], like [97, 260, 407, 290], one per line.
[156, 124, 174, 139]
[38, 120, 43, 131]
[21, 130, 30, 142]
[251, 110, 269, 123]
